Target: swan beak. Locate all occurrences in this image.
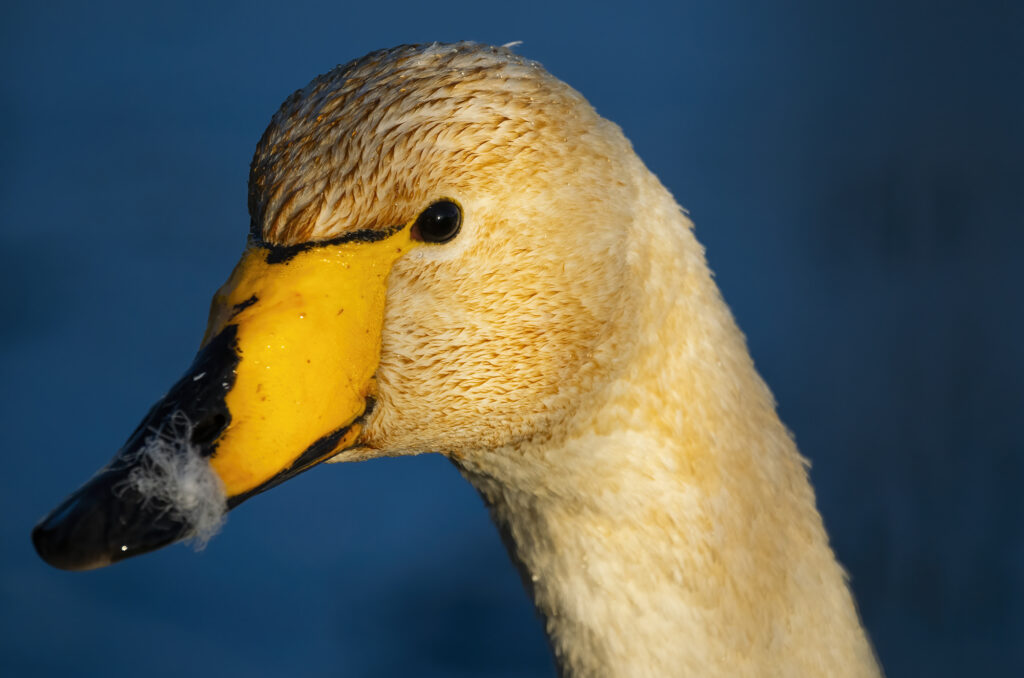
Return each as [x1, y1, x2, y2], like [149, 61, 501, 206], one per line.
[33, 226, 416, 571]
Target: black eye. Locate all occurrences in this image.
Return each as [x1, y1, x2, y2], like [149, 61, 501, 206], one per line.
[413, 200, 462, 243]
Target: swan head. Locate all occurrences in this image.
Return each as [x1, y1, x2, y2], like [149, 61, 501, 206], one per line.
[33, 42, 653, 570]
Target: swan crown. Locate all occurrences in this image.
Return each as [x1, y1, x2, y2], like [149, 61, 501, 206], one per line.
[250, 41, 604, 245]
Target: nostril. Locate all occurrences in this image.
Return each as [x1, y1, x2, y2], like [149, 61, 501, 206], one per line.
[190, 412, 228, 447]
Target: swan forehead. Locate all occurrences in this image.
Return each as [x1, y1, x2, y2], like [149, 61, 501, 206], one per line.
[249, 42, 589, 245]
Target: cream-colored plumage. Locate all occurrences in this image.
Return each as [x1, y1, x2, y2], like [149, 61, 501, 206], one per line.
[252, 42, 881, 677]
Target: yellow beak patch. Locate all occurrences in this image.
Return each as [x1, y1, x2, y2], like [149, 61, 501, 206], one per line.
[202, 226, 416, 499]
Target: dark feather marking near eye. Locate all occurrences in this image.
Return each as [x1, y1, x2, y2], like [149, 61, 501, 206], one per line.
[255, 224, 404, 264]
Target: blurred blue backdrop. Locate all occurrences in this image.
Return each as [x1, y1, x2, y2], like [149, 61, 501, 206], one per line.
[2, 1, 1022, 676]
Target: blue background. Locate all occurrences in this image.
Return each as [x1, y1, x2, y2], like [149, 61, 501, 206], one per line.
[2, 1, 1022, 676]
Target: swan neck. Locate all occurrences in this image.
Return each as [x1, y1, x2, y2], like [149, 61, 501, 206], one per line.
[458, 180, 880, 676]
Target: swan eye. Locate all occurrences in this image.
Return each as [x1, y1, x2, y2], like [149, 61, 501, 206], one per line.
[412, 200, 462, 243]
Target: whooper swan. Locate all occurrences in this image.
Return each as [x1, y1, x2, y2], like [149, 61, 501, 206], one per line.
[34, 42, 881, 678]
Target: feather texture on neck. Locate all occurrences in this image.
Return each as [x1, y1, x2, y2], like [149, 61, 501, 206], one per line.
[453, 173, 879, 677]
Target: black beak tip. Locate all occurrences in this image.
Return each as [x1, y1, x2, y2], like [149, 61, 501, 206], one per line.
[32, 497, 113, 572]
[33, 325, 243, 572]
[33, 470, 188, 572]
